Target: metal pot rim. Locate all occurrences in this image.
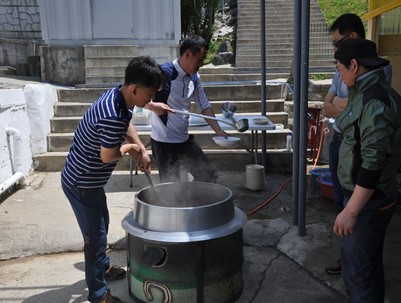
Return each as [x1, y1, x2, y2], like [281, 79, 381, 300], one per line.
[121, 208, 247, 242]
[133, 182, 236, 232]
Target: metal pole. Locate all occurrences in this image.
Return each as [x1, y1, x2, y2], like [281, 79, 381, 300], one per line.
[292, 0, 301, 225]
[260, 0, 267, 167]
[298, 0, 310, 236]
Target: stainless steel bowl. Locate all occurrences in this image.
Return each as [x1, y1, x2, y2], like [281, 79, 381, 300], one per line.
[221, 101, 237, 113]
[234, 118, 249, 132]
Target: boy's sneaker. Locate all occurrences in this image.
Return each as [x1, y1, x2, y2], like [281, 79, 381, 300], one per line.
[105, 265, 126, 281]
[324, 259, 341, 275]
[98, 289, 125, 303]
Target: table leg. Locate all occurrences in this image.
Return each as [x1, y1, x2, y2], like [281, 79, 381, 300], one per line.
[129, 158, 133, 188]
[252, 130, 259, 164]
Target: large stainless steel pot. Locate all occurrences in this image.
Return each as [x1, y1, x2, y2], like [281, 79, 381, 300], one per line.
[121, 182, 247, 303]
[122, 181, 247, 242]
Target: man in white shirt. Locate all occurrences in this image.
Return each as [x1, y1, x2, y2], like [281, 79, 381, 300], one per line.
[146, 35, 227, 182]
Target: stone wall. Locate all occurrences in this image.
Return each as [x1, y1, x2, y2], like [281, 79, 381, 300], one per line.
[0, 0, 41, 40]
[0, 0, 42, 71]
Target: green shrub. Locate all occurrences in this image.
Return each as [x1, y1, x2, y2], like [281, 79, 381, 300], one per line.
[309, 73, 330, 81]
[205, 40, 219, 64]
[317, 0, 368, 26]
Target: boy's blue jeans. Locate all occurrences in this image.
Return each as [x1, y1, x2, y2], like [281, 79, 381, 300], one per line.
[62, 181, 110, 303]
[341, 195, 395, 303]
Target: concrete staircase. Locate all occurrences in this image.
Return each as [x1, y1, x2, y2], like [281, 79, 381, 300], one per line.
[34, 84, 291, 171]
[84, 45, 177, 85]
[32, 83, 292, 173]
[235, 0, 334, 73]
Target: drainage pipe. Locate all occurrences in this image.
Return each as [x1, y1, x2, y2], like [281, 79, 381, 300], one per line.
[0, 127, 26, 195]
[0, 172, 25, 195]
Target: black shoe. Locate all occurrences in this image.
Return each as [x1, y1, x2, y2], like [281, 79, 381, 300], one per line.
[105, 265, 126, 281]
[325, 259, 341, 275]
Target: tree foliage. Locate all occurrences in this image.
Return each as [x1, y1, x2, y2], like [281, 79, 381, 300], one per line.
[181, 0, 220, 44]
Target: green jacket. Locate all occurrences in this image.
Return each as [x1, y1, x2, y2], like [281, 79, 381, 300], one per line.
[337, 69, 401, 199]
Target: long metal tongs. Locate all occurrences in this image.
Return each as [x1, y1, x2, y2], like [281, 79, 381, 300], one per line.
[174, 109, 248, 132]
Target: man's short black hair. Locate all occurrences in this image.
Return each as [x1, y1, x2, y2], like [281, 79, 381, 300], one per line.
[124, 56, 165, 89]
[330, 13, 366, 39]
[179, 35, 209, 56]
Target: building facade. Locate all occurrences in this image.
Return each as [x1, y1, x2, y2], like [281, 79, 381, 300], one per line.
[0, 0, 181, 85]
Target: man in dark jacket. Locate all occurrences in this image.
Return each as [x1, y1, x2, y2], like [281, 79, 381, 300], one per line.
[334, 38, 401, 303]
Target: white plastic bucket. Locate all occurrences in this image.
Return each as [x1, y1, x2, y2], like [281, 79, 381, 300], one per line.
[245, 164, 265, 191]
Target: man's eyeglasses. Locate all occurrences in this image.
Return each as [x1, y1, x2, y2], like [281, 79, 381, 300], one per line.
[332, 32, 352, 47]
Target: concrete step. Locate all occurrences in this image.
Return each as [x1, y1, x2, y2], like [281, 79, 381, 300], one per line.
[234, 41, 332, 48]
[50, 112, 289, 133]
[54, 102, 90, 117]
[224, 66, 335, 74]
[238, 13, 324, 20]
[85, 45, 145, 57]
[235, 38, 330, 46]
[57, 83, 285, 103]
[199, 65, 288, 75]
[238, 14, 325, 21]
[202, 70, 289, 82]
[85, 57, 132, 68]
[86, 66, 125, 77]
[237, 22, 325, 30]
[54, 99, 285, 117]
[236, 54, 333, 62]
[238, 7, 323, 12]
[236, 32, 330, 40]
[237, 17, 326, 25]
[85, 76, 124, 84]
[199, 73, 290, 82]
[0, 66, 17, 76]
[238, 4, 322, 10]
[47, 126, 290, 152]
[32, 148, 293, 173]
[235, 60, 334, 69]
[235, 48, 332, 56]
[237, 25, 296, 32]
[83, 45, 177, 84]
[199, 72, 333, 84]
[57, 88, 106, 103]
[203, 83, 283, 100]
[84, 74, 304, 86]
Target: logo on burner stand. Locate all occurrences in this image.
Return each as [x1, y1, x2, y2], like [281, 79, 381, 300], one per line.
[144, 280, 172, 303]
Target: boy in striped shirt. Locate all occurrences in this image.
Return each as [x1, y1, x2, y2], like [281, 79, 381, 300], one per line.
[61, 56, 169, 303]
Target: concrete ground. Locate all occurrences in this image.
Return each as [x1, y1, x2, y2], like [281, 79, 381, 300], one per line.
[0, 169, 401, 303]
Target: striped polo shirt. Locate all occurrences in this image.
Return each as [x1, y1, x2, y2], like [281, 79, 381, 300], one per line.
[61, 86, 132, 188]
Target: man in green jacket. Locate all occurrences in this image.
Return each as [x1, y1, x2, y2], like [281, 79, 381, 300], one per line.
[334, 38, 401, 303]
